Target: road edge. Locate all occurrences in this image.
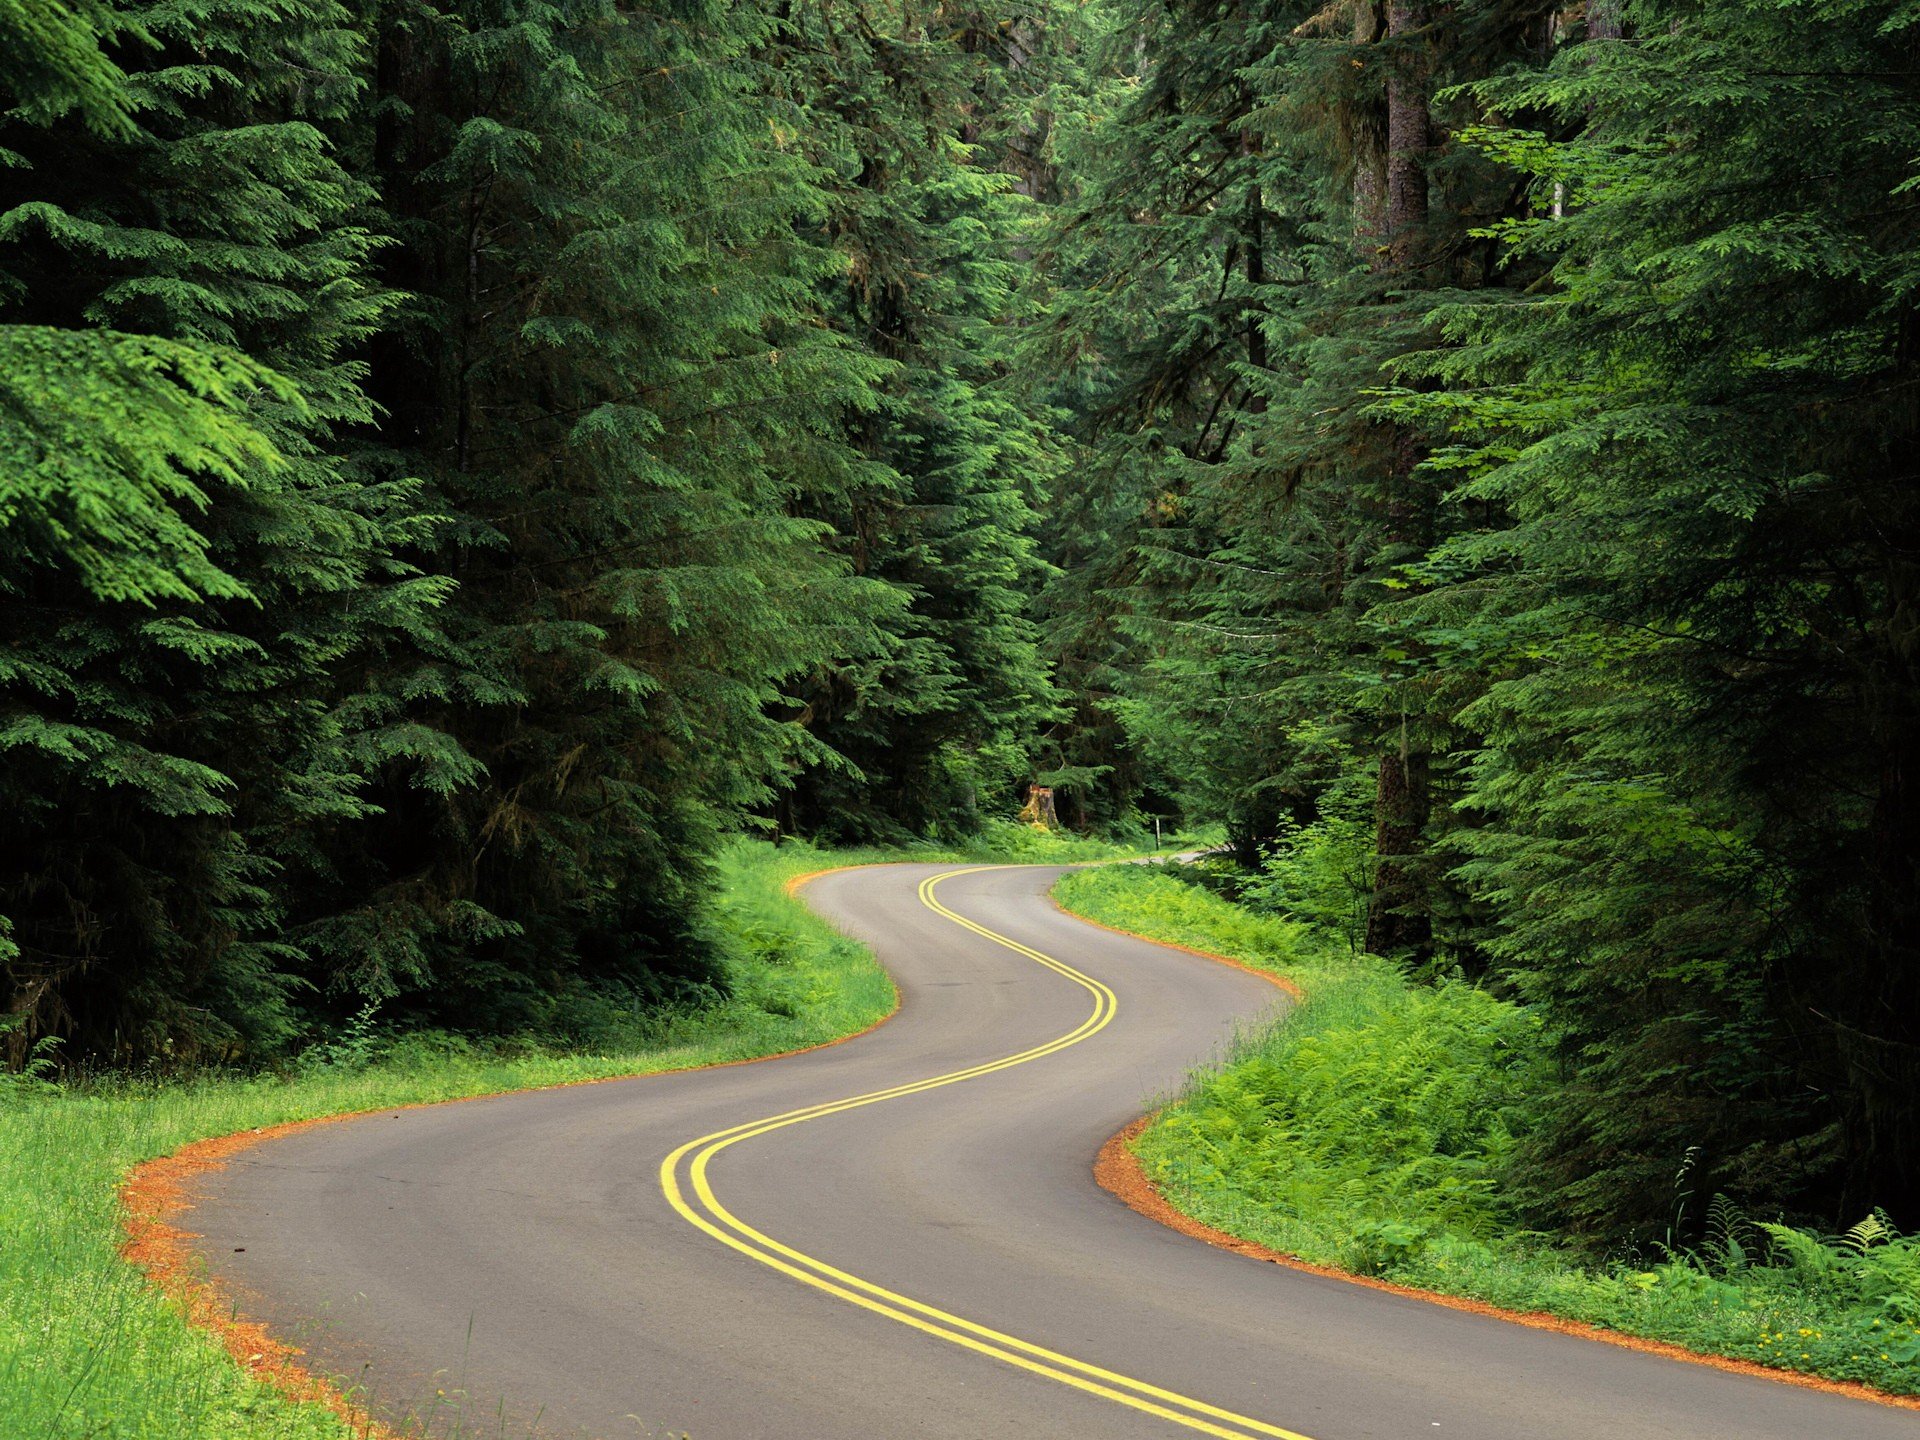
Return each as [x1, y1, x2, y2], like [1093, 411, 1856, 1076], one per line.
[117, 862, 903, 1440]
[1056, 891, 1920, 1417]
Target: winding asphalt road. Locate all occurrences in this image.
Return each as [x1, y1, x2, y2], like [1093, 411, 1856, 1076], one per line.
[188, 864, 1913, 1439]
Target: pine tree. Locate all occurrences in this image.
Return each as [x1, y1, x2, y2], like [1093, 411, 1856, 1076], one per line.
[312, 0, 897, 1027]
[1030, 0, 1546, 885]
[0, 0, 423, 1062]
[1423, 0, 1920, 1234]
[1023, 0, 1306, 850]
[769, 0, 1058, 842]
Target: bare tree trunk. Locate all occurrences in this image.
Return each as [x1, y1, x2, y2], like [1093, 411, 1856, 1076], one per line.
[1365, 0, 1435, 958]
[1019, 785, 1060, 829]
[1352, 2, 1386, 258]
[1384, 0, 1429, 266]
[1355, 165, 1386, 257]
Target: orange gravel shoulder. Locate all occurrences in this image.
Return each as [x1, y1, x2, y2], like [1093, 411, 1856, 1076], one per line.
[121, 1115, 401, 1439]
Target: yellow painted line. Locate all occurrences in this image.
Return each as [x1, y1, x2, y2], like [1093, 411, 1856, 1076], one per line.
[659, 867, 1318, 1440]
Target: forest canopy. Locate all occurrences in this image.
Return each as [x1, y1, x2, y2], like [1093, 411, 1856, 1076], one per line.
[6, 0, 1920, 1248]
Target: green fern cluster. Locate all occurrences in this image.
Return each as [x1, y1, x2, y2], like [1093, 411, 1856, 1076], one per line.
[1757, 1215, 1920, 1336]
[1143, 972, 1543, 1264]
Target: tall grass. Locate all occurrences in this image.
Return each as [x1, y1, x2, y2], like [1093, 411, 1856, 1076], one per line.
[1054, 863, 1920, 1397]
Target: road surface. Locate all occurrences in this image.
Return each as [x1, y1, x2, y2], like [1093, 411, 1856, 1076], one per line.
[187, 863, 1914, 1439]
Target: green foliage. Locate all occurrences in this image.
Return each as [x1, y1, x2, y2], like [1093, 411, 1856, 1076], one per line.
[770, 0, 1061, 842]
[1145, 973, 1543, 1257]
[1031, 0, 1920, 1245]
[0, 0, 415, 1063]
[8, 0, 1920, 1395]
[950, 818, 1219, 864]
[1242, 760, 1377, 955]
[289, 0, 903, 1034]
[1060, 866, 1540, 1261]
[1055, 861, 1316, 972]
[0, 0, 1066, 1069]
[0, 329, 291, 604]
[0, 0, 133, 137]
[1394, 0, 1920, 1235]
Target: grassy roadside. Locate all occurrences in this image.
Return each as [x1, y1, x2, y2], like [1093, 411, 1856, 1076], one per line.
[1, 828, 1167, 1440]
[1053, 863, 1920, 1400]
[0, 839, 893, 1440]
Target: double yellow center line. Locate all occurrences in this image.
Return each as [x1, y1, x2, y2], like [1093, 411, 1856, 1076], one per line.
[658, 866, 1315, 1440]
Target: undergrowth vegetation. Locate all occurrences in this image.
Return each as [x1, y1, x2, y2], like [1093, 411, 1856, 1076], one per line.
[1053, 863, 1920, 1396]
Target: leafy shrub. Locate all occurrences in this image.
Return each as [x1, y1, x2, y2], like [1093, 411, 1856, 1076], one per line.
[1241, 769, 1377, 955]
[291, 1002, 388, 1074]
[1348, 1218, 1432, 1276]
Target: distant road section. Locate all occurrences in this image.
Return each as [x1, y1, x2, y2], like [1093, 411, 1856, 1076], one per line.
[190, 864, 1912, 1439]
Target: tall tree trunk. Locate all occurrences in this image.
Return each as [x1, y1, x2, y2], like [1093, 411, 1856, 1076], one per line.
[1384, 0, 1429, 266]
[1353, 2, 1386, 259]
[1365, 0, 1435, 958]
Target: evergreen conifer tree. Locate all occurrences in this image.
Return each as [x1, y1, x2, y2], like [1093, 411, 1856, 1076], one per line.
[319, 0, 897, 1027]
[769, 0, 1058, 841]
[0, 0, 424, 1062]
[1422, 0, 1920, 1234]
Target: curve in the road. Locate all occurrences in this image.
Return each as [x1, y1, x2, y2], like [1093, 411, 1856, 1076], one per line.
[663, 867, 1308, 1440]
[174, 860, 1920, 1440]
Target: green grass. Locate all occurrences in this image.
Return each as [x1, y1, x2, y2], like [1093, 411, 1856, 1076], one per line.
[1053, 862, 1920, 1397]
[0, 824, 1205, 1440]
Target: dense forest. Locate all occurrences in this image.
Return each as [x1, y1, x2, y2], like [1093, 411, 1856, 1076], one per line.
[6, 0, 1919, 1256]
